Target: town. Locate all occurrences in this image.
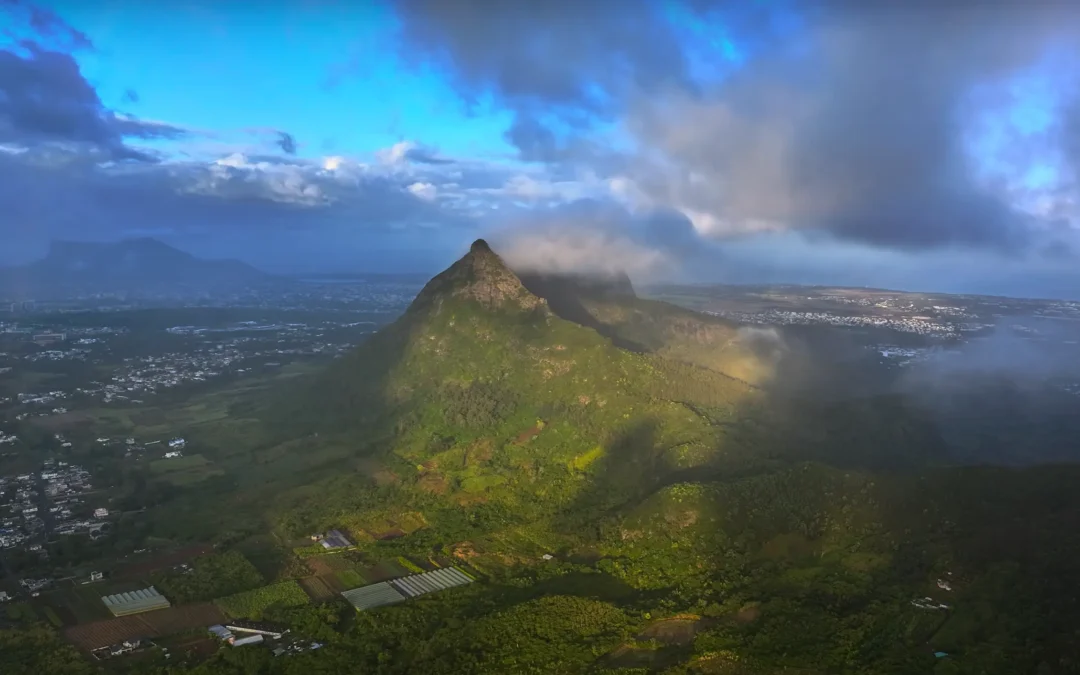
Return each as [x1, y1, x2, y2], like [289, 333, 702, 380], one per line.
[1, 319, 393, 422]
[703, 307, 978, 337]
[0, 459, 102, 555]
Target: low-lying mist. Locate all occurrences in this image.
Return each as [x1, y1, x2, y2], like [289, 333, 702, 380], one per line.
[744, 317, 1080, 466]
[894, 322, 1080, 465]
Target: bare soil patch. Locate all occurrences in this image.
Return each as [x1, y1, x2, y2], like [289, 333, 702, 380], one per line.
[372, 470, 400, 486]
[65, 603, 225, 651]
[418, 472, 449, 494]
[638, 616, 702, 645]
[113, 544, 214, 579]
[513, 425, 542, 445]
[734, 603, 761, 623]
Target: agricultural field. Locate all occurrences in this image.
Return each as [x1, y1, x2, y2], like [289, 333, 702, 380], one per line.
[317, 573, 347, 593]
[76, 364, 312, 442]
[151, 551, 263, 604]
[233, 534, 296, 581]
[214, 580, 310, 619]
[334, 569, 366, 589]
[113, 544, 214, 579]
[42, 605, 64, 627]
[27, 410, 96, 433]
[304, 554, 355, 576]
[65, 603, 226, 651]
[298, 576, 337, 602]
[148, 454, 225, 486]
[358, 559, 413, 583]
[42, 585, 113, 624]
[156, 634, 220, 661]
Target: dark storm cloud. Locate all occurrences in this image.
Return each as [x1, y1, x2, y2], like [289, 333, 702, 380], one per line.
[390, 0, 1080, 252]
[0, 43, 186, 160]
[391, 0, 691, 115]
[503, 113, 560, 163]
[1, 0, 93, 51]
[402, 143, 453, 165]
[276, 131, 297, 155]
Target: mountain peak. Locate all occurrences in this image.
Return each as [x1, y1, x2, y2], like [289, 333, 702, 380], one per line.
[408, 240, 546, 314]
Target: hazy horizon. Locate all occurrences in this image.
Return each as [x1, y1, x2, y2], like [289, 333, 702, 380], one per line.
[3, 1, 1080, 299]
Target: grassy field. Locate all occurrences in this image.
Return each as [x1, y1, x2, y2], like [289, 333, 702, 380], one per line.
[214, 580, 310, 619]
[4, 601, 37, 622]
[148, 454, 224, 485]
[78, 361, 321, 439]
[334, 569, 366, 589]
[43, 586, 113, 624]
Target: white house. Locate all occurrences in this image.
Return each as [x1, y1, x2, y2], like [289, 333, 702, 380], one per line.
[168, 438, 186, 449]
[94, 508, 109, 518]
[164, 451, 183, 459]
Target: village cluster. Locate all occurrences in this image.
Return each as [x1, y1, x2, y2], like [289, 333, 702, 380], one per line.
[1, 322, 368, 420]
[696, 290, 1080, 342]
[705, 308, 977, 338]
[0, 458, 104, 554]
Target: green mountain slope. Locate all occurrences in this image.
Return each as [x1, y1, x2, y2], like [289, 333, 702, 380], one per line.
[189, 241, 1080, 673]
[518, 270, 776, 385]
[274, 241, 761, 523]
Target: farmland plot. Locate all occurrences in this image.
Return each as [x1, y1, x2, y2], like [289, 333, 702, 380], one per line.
[298, 576, 337, 602]
[65, 603, 226, 651]
[214, 580, 310, 619]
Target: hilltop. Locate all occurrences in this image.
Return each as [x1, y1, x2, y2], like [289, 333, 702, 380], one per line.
[282, 240, 760, 443]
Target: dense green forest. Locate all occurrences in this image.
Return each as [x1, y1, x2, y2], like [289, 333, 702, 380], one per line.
[5, 241, 1080, 674]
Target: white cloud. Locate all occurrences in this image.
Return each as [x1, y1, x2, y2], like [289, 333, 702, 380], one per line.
[498, 225, 670, 279]
[182, 153, 329, 206]
[375, 140, 450, 166]
[378, 141, 414, 165]
[407, 181, 437, 200]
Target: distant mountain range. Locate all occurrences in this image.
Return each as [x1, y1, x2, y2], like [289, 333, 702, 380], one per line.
[0, 238, 272, 299]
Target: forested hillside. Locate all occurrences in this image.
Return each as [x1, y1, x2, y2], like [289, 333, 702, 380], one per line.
[7, 241, 1080, 674]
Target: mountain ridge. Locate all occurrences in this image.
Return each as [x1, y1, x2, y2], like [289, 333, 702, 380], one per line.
[0, 238, 272, 299]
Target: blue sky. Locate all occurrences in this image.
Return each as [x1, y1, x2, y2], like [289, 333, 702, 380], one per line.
[1, 0, 1079, 296]
[47, 1, 516, 161]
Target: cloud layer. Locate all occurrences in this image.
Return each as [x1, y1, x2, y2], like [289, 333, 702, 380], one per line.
[3, 1, 1080, 293]
[391, 0, 1080, 256]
